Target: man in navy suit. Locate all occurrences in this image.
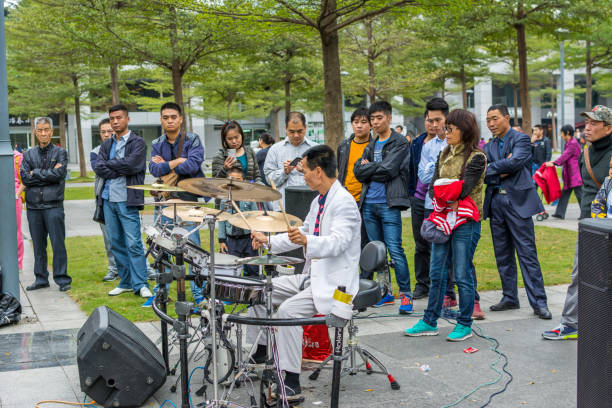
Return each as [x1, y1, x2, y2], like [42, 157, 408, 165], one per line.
[483, 104, 551, 319]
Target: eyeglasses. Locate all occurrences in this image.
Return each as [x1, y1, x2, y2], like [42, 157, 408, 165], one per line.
[444, 126, 454, 133]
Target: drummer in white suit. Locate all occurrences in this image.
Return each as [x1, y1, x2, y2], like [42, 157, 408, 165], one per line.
[249, 144, 361, 400]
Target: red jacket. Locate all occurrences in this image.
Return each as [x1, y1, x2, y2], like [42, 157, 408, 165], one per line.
[427, 179, 479, 235]
[533, 164, 561, 204]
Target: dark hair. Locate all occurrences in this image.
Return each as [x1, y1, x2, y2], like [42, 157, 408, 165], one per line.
[443, 109, 482, 168]
[221, 120, 244, 149]
[351, 107, 370, 123]
[302, 145, 337, 178]
[487, 104, 510, 117]
[368, 100, 392, 116]
[227, 167, 243, 177]
[286, 112, 306, 127]
[424, 97, 449, 118]
[160, 102, 182, 115]
[98, 118, 111, 128]
[259, 132, 274, 146]
[109, 104, 129, 115]
[396, 125, 404, 131]
[561, 124, 575, 136]
[534, 124, 543, 130]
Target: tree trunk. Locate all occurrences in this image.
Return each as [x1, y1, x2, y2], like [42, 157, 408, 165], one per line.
[30, 118, 35, 148]
[110, 63, 120, 105]
[513, 85, 518, 126]
[186, 96, 193, 132]
[585, 40, 592, 111]
[284, 74, 291, 121]
[59, 109, 66, 148]
[460, 65, 467, 109]
[168, 6, 185, 118]
[550, 72, 557, 149]
[319, 10, 344, 149]
[515, 19, 532, 134]
[366, 18, 376, 103]
[271, 107, 281, 141]
[72, 76, 87, 178]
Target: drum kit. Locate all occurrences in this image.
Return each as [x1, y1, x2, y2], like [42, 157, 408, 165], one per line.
[131, 178, 331, 408]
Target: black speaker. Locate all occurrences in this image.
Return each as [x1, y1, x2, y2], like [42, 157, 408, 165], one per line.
[285, 185, 318, 274]
[77, 306, 166, 407]
[577, 218, 612, 408]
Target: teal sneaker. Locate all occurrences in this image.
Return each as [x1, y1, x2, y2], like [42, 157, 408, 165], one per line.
[404, 319, 438, 337]
[447, 324, 472, 341]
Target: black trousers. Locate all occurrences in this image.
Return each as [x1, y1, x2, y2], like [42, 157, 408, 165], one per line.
[27, 207, 71, 287]
[553, 186, 582, 219]
[410, 197, 431, 292]
[489, 193, 548, 309]
[358, 206, 373, 279]
[226, 236, 259, 277]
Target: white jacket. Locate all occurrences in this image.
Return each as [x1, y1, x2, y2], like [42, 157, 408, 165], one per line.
[270, 180, 361, 319]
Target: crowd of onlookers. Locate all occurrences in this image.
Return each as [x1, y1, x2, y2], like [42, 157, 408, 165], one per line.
[12, 97, 612, 342]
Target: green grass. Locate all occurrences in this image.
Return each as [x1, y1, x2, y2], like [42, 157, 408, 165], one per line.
[51, 219, 576, 322]
[64, 186, 95, 200]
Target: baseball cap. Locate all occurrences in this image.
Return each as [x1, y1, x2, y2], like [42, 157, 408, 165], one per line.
[580, 105, 612, 125]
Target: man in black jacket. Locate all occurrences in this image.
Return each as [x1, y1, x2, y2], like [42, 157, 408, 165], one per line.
[337, 107, 371, 252]
[354, 101, 412, 314]
[93, 104, 151, 299]
[20, 117, 72, 292]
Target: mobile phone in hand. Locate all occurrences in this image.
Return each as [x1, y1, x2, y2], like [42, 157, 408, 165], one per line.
[289, 157, 301, 167]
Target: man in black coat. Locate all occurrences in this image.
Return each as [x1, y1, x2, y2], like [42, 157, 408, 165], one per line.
[20, 117, 71, 292]
[483, 104, 551, 319]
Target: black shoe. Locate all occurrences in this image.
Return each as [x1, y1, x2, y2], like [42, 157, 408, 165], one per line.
[534, 306, 552, 319]
[413, 288, 429, 300]
[551, 214, 564, 220]
[26, 283, 50, 291]
[59, 284, 71, 292]
[271, 383, 302, 401]
[489, 300, 520, 311]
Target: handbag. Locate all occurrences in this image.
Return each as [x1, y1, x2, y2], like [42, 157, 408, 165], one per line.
[93, 198, 105, 224]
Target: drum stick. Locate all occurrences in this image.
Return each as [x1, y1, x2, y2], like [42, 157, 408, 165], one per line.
[231, 200, 256, 232]
[269, 179, 292, 230]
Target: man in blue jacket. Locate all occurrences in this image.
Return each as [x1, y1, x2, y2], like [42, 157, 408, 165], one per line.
[483, 104, 551, 319]
[144, 102, 205, 306]
[93, 104, 152, 299]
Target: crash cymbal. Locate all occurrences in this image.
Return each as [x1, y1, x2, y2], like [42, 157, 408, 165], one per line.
[178, 178, 282, 202]
[152, 199, 203, 206]
[161, 205, 232, 222]
[236, 254, 304, 266]
[128, 183, 185, 192]
[227, 211, 302, 232]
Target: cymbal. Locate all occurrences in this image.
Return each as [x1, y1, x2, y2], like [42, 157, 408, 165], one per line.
[236, 254, 304, 266]
[152, 199, 202, 206]
[128, 183, 185, 192]
[227, 211, 302, 232]
[178, 178, 282, 202]
[161, 205, 232, 222]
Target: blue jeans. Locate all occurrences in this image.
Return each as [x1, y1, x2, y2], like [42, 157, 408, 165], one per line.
[424, 221, 476, 327]
[155, 212, 203, 300]
[103, 200, 149, 293]
[362, 203, 411, 296]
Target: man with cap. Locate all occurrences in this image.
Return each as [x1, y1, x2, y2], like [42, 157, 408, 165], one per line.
[543, 105, 612, 340]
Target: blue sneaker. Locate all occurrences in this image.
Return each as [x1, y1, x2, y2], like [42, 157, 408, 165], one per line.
[404, 319, 438, 336]
[542, 324, 578, 340]
[373, 293, 395, 308]
[142, 297, 154, 308]
[399, 293, 413, 314]
[447, 324, 472, 341]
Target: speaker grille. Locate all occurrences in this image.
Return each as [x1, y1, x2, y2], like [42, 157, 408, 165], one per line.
[577, 219, 612, 408]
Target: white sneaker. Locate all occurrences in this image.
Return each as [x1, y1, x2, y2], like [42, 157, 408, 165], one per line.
[108, 287, 132, 296]
[139, 286, 153, 298]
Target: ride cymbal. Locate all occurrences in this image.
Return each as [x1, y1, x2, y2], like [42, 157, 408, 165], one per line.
[151, 199, 203, 206]
[227, 211, 302, 232]
[127, 183, 185, 192]
[161, 205, 232, 222]
[178, 178, 281, 202]
[236, 254, 304, 266]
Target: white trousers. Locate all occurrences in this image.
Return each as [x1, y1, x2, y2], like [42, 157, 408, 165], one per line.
[246, 274, 317, 373]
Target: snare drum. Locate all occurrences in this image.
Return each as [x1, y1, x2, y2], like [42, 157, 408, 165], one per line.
[199, 253, 241, 277]
[205, 276, 265, 305]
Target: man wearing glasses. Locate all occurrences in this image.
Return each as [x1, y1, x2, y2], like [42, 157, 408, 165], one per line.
[91, 118, 118, 282]
[20, 117, 72, 292]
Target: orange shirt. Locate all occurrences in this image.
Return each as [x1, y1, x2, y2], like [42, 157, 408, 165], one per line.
[345, 139, 369, 202]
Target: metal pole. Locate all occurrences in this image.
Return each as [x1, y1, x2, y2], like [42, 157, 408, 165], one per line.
[560, 40, 565, 145]
[0, 1, 20, 300]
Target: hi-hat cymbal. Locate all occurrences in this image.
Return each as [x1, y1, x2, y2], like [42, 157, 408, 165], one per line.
[128, 183, 185, 192]
[178, 178, 281, 202]
[236, 254, 304, 266]
[161, 205, 232, 222]
[227, 211, 302, 232]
